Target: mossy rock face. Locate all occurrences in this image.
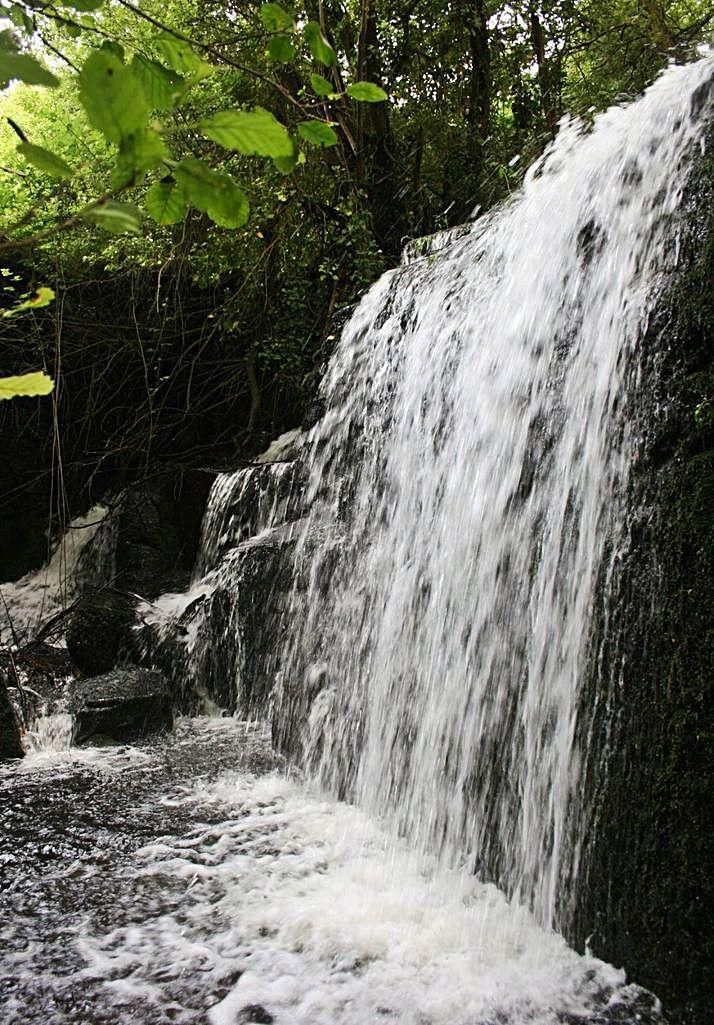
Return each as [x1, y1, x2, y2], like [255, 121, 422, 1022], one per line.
[571, 112, 713, 1023]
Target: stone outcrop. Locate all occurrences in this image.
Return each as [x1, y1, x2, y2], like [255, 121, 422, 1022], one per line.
[66, 589, 135, 675]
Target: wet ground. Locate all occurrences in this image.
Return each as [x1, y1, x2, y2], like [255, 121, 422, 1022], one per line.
[0, 719, 279, 1024]
[0, 719, 663, 1025]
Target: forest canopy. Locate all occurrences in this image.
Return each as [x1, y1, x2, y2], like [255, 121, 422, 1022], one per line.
[0, 0, 711, 548]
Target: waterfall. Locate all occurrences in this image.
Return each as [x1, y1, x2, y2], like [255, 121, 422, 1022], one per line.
[272, 58, 713, 935]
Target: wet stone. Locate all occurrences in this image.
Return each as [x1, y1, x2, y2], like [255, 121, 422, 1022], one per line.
[67, 667, 172, 746]
[239, 1005, 275, 1024]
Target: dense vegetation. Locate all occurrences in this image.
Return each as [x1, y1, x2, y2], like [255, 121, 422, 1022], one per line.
[0, 0, 711, 563]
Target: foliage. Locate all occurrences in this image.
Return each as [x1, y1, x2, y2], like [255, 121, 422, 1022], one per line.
[0, 0, 711, 533]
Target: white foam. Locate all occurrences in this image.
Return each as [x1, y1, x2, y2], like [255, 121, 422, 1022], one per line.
[78, 770, 638, 1025]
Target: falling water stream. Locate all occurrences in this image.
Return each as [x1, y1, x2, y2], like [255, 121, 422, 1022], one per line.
[276, 57, 712, 931]
[1, 59, 711, 1025]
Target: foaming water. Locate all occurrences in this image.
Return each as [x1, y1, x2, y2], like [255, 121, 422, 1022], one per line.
[67, 761, 652, 1025]
[273, 59, 713, 932]
[0, 723, 657, 1024]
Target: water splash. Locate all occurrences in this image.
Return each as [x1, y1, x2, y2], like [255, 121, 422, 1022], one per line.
[273, 59, 713, 931]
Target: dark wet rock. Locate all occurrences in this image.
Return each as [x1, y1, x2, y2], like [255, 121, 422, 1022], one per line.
[0, 670, 23, 759]
[66, 590, 136, 675]
[75, 469, 215, 600]
[137, 523, 298, 716]
[572, 118, 714, 1024]
[238, 1005, 274, 1024]
[67, 667, 172, 746]
[198, 460, 303, 575]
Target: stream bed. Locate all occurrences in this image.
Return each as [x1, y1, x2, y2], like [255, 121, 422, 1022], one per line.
[1, 717, 660, 1025]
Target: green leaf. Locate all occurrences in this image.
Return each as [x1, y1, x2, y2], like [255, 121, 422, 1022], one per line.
[260, 3, 294, 32]
[66, 1, 105, 10]
[199, 107, 294, 159]
[297, 120, 338, 147]
[130, 55, 185, 110]
[0, 33, 59, 88]
[81, 200, 142, 234]
[304, 22, 336, 66]
[78, 50, 149, 145]
[310, 73, 334, 97]
[0, 372, 54, 401]
[17, 142, 73, 179]
[111, 128, 168, 187]
[174, 159, 249, 228]
[8, 5, 34, 33]
[268, 35, 296, 63]
[145, 179, 187, 225]
[100, 39, 125, 60]
[346, 81, 388, 102]
[2, 286, 55, 316]
[156, 33, 212, 81]
[272, 134, 299, 173]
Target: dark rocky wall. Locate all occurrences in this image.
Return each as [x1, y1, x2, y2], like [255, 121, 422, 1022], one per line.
[0, 670, 23, 759]
[572, 112, 713, 1024]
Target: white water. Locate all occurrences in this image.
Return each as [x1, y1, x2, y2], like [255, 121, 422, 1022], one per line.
[79, 763, 637, 1025]
[275, 59, 713, 932]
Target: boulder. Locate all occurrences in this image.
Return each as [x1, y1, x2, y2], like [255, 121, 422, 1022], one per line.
[75, 469, 215, 600]
[67, 667, 172, 746]
[66, 589, 135, 675]
[0, 670, 23, 759]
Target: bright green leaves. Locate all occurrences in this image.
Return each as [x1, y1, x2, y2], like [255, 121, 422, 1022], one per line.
[259, 5, 338, 72]
[17, 142, 73, 179]
[174, 159, 249, 228]
[145, 178, 187, 225]
[155, 34, 212, 81]
[303, 23, 336, 66]
[2, 287, 55, 316]
[272, 139, 304, 175]
[310, 73, 334, 97]
[260, 4, 297, 63]
[260, 4, 295, 33]
[199, 107, 294, 159]
[298, 120, 338, 147]
[0, 372, 54, 401]
[81, 200, 142, 234]
[0, 31, 59, 89]
[78, 50, 148, 145]
[130, 55, 185, 111]
[346, 81, 387, 102]
[268, 36, 296, 63]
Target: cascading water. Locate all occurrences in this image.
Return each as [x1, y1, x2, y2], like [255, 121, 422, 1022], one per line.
[274, 57, 713, 935]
